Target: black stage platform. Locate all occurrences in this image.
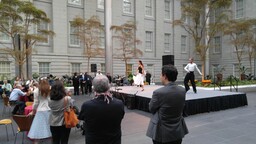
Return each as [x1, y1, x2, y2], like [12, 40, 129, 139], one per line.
[111, 85, 248, 116]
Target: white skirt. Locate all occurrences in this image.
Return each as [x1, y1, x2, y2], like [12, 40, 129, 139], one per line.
[28, 110, 52, 139]
[133, 73, 144, 85]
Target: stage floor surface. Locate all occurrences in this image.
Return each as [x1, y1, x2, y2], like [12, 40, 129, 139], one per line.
[110, 85, 248, 115]
[110, 85, 245, 100]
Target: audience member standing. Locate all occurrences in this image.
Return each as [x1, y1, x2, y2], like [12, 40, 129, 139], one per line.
[145, 71, 152, 85]
[86, 73, 92, 94]
[184, 57, 202, 93]
[72, 72, 80, 95]
[146, 65, 188, 144]
[49, 80, 72, 144]
[80, 73, 86, 95]
[28, 80, 52, 143]
[78, 75, 125, 144]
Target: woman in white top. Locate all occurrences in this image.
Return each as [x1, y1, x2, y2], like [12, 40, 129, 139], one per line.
[184, 58, 202, 93]
[28, 80, 52, 143]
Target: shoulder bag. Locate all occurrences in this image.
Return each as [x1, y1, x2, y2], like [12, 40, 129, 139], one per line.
[64, 96, 79, 128]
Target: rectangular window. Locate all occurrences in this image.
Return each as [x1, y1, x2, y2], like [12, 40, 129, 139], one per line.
[69, 22, 80, 47]
[0, 20, 10, 41]
[212, 64, 218, 74]
[235, 0, 244, 18]
[123, 0, 132, 13]
[0, 62, 11, 79]
[39, 62, 50, 77]
[71, 63, 80, 74]
[164, 33, 171, 52]
[181, 35, 187, 53]
[145, 31, 153, 51]
[99, 26, 105, 48]
[214, 36, 221, 53]
[214, 8, 221, 23]
[68, 0, 81, 5]
[37, 22, 49, 45]
[165, 0, 171, 19]
[145, 0, 152, 16]
[101, 63, 105, 74]
[126, 64, 133, 76]
[97, 0, 104, 9]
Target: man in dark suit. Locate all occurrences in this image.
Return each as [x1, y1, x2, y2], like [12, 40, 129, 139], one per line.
[85, 73, 92, 94]
[146, 65, 188, 144]
[78, 75, 125, 144]
[79, 73, 87, 94]
[145, 71, 152, 85]
[72, 72, 80, 95]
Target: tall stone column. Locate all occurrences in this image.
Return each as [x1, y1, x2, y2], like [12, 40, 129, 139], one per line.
[105, 0, 113, 75]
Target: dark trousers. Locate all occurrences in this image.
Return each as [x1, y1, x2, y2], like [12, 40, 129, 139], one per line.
[50, 125, 71, 144]
[184, 72, 197, 93]
[86, 84, 92, 93]
[11, 100, 26, 115]
[73, 86, 79, 95]
[153, 139, 182, 144]
[146, 79, 151, 85]
[80, 83, 87, 94]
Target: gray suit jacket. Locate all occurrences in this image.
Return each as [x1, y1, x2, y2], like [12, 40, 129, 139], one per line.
[146, 82, 188, 143]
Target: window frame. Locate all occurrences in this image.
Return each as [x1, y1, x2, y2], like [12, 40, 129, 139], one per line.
[214, 36, 221, 53]
[39, 62, 50, 77]
[145, 0, 153, 17]
[0, 62, 11, 79]
[164, 33, 171, 52]
[123, 0, 132, 14]
[68, 0, 82, 5]
[36, 21, 49, 45]
[71, 63, 81, 74]
[69, 21, 80, 47]
[235, 0, 244, 19]
[164, 0, 171, 20]
[145, 31, 153, 52]
[181, 35, 187, 53]
[97, 0, 104, 9]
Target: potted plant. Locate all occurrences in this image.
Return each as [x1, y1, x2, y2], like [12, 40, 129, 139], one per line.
[239, 66, 249, 80]
[214, 65, 225, 81]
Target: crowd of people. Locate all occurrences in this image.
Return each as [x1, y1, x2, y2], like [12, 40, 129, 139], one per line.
[0, 58, 204, 144]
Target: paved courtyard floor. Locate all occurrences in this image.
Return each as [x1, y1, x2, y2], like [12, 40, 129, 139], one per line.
[0, 88, 255, 144]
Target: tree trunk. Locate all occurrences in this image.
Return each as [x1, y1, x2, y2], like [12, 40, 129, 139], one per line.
[124, 59, 128, 77]
[87, 57, 90, 74]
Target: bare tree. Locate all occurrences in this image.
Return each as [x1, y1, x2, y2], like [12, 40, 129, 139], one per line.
[111, 21, 142, 76]
[223, 19, 256, 74]
[72, 16, 105, 73]
[173, 0, 232, 79]
[0, 0, 55, 79]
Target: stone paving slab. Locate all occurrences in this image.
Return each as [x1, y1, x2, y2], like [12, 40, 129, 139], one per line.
[0, 90, 255, 144]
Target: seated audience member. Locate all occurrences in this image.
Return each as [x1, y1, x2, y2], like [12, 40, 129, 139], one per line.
[2, 80, 12, 96]
[9, 84, 27, 114]
[78, 75, 125, 144]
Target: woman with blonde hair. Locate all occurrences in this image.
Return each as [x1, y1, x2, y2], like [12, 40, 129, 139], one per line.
[28, 79, 52, 143]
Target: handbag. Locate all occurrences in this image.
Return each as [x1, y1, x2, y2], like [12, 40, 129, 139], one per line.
[64, 96, 79, 128]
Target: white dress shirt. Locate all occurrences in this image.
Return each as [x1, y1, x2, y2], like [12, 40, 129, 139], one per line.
[184, 63, 202, 75]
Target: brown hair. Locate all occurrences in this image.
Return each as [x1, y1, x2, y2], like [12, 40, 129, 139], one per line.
[39, 80, 50, 98]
